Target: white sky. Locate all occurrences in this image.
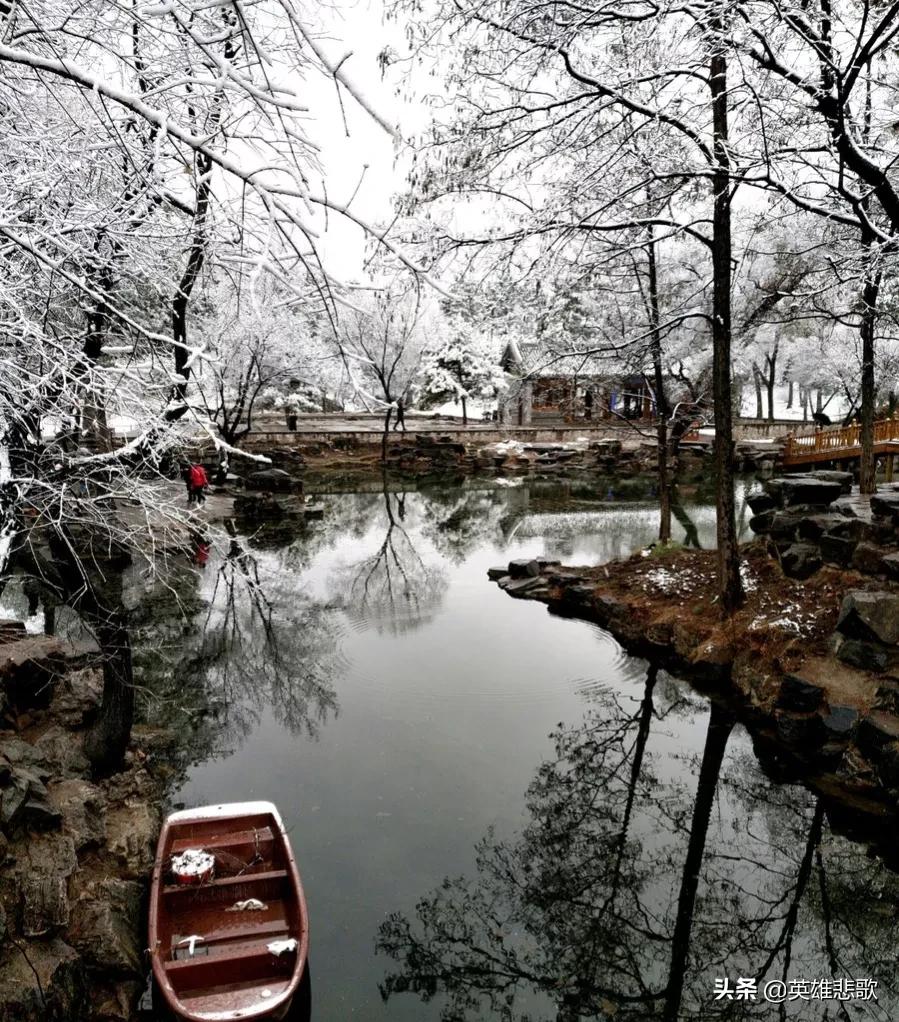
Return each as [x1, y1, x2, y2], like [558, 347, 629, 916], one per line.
[300, 0, 421, 280]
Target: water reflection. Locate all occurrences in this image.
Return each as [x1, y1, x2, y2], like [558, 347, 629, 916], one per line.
[378, 672, 899, 1021]
[327, 483, 447, 636]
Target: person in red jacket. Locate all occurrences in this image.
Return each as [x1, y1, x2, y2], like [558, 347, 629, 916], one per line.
[187, 463, 209, 505]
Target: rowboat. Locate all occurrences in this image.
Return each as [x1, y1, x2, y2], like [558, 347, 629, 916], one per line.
[149, 801, 309, 1021]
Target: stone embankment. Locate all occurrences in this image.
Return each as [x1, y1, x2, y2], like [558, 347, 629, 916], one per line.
[489, 544, 899, 845]
[0, 633, 167, 1022]
[237, 430, 779, 477]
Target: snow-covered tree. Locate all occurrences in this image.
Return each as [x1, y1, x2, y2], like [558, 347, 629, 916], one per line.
[420, 334, 505, 423]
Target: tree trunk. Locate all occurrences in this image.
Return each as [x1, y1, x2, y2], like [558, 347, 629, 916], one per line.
[83, 617, 135, 776]
[752, 365, 763, 420]
[382, 406, 393, 463]
[709, 43, 744, 612]
[859, 265, 880, 494]
[662, 700, 735, 1021]
[786, 379, 794, 409]
[647, 224, 671, 543]
[461, 395, 468, 426]
[765, 349, 777, 421]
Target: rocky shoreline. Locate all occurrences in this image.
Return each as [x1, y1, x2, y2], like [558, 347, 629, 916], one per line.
[0, 638, 169, 1022]
[489, 543, 899, 858]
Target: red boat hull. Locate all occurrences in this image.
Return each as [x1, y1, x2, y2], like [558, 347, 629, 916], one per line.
[149, 801, 309, 1022]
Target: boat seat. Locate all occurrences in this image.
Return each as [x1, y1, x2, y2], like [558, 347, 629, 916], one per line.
[164, 940, 298, 992]
[163, 868, 289, 898]
[171, 826, 274, 856]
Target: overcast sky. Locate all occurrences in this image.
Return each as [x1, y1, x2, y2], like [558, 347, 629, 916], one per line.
[303, 0, 419, 281]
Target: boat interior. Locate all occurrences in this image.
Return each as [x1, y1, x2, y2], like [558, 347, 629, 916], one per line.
[155, 809, 303, 1017]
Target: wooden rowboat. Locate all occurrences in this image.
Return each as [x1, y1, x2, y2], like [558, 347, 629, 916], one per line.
[149, 801, 309, 1022]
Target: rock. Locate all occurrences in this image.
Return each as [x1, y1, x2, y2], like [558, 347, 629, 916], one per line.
[594, 595, 628, 624]
[870, 492, 899, 520]
[21, 797, 62, 831]
[507, 558, 540, 579]
[796, 514, 846, 540]
[874, 681, 899, 715]
[504, 576, 545, 596]
[749, 510, 776, 535]
[245, 468, 301, 493]
[233, 493, 305, 520]
[486, 566, 508, 581]
[776, 674, 825, 713]
[561, 584, 595, 609]
[775, 710, 824, 746]
[0, 772, 30, 830]
[855, 711, 899, 760]
[747, 492, 777, 515]
[781, 478, 843, 507]
[819, 534, 857, 566]
[47, 780, 105, 851]
[67, 880, 142, 974]
[876, 741, 899, 789]
[104, 801, 159, 877]
[826, 516, 867, 541]
[837, 591, 899, 645]
[48, 667, 102, 727]
[822, 705, 858, 737]
[780, 542, 822, 580]
[0, 937, 88, 1021]
[20, 876, 69, 936]
[881, 552, 899, 580]
[836, 639, 891, 673]
[803, 470, 853, 494]
[33, 726, 90, 778]
[852, 541, 887, 575]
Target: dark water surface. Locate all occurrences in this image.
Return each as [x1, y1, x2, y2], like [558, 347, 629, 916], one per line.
[163, 477, 899, 1021]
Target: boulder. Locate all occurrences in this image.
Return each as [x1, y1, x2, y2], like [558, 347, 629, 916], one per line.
[765, 477, 842, 508]
[486, 566, 508, 581]
[747, 492, 777, 515]
[822, 705, 859, 737]
[836, 639, 891, 673]
[796, 514, 846, 540]
[837, 591, 899, 645]
[0, 937, 88, 1022]
[804, 470, 853, 494]
[776, 674, 825, 713]
[774, 710, 824, 746]
[749, 510, 776, 535]
[232, 493, 305, 521]
[780, 542, 822, 580]
[507, 558, 540, 579]
[104, 801, 158, 877]
[819, 534, 856, 566]
[881, 552, 899, 580]
[870, 492, 899, 520]
[851, 541, 887, 576]
[245, 468, 301, 493]
[47, 779, 105, 851]
[781, 478, 843, 507]
[20, 876, 69, 937]
[855, 711, 899, 760]
[825, 516, 866, 541]
[503, 576, 545, 595]
[67, 880, 142, 974]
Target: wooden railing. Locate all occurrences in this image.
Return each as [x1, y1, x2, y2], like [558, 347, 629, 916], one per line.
[783, 415, 899, 462]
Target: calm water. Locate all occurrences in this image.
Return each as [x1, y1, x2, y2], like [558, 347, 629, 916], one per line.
[155, 477, 899, 1021]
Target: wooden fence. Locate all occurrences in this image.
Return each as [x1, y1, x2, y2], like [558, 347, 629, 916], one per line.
[783, 415, 899, 464]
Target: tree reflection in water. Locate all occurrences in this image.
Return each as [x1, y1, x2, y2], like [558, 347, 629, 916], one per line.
[328, 481, 448, 636]
[378, 667, 899, 1021]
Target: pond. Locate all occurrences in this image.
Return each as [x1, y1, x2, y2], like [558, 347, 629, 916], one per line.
[151, 475, 899, 1021]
